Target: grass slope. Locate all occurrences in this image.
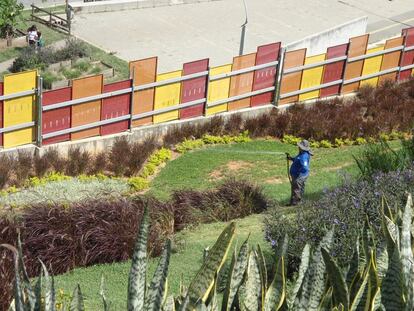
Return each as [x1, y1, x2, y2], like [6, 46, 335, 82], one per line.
[150, 139, 364, 203]
[53, 139, 387, 309]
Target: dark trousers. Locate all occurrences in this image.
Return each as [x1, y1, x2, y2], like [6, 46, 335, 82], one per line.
[290, 175, 307, 206]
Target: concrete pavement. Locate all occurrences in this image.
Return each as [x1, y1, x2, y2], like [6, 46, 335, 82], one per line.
[66, 0, 414, 72]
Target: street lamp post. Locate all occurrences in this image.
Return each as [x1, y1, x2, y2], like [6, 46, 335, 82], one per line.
[239, 0, 248, 56]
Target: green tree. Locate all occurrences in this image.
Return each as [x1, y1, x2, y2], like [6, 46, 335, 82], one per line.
[0, 0, 24, 47]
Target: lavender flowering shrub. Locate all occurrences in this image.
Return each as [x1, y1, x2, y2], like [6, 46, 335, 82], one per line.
[264, 167, 414, 270]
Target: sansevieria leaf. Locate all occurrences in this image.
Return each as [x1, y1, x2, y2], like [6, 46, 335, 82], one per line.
[69, 284, 85, 311]
[100, 275, 110, 311]
[321, 248, 349, 310]
[401, 195, 413, 291]
[257, 244, 268, 307]
[307, 229, 334, 310]
[184, 222, 235, 310]
[163, 296, 175, 311]
[243, 251, 262, 311]
[221, 236, 249, 311]
[40, 260, 56, 311]
[128, 207, 150, 311]
[381, 247, 405, 310]
[290, 244, 310, 308]
[264, 257, 286, 311]
[145, 239, 172, 311]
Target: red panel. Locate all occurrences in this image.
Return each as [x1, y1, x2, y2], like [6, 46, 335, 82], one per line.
[0, 83, 3, 147]
[42, 87, 72, 145]
[320, 43, 348, 97]
[399, 27, 414, 81]
[101, 80, 131, 136]
[180, 59, 209, 119]
[251, 42, 281, 107]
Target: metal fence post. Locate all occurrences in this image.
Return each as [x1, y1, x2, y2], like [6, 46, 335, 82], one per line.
[36, 76, 43, 147]
[129, 67, 136, 132]
[273, 47, 286, 106]
[203, 68, 210, 116]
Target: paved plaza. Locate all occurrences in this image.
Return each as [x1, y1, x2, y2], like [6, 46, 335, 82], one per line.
[45, 0, 414, 71]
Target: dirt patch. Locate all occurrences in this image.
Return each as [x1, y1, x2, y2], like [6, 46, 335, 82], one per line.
[264, 177, 287, 184]
[209, 170, 224, 180]
[226, 161, 253, 171]
[208, 160, 253, 181]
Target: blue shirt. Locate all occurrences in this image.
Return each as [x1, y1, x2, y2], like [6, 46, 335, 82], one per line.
[290, 151, 311, 178]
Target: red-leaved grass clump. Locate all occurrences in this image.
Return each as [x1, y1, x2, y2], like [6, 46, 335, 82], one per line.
[0, 179, 268, 309]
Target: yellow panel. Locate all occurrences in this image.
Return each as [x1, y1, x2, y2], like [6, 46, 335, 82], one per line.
[153, 70, 182, 124]
[206, 64, 232, 115]
[299, 53, 326, 101]
[3, 70, 37, 148]
[360, 46, 384, 87]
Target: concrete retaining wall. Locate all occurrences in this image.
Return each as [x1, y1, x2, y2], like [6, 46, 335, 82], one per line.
[70, 0, 221, 14]
[0, 104, 275, 158]
[285, 16, 368, 56]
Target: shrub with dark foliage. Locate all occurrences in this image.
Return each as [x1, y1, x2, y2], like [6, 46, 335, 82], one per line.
[264, 167, 414, 272]
[0, 179, 269, 309]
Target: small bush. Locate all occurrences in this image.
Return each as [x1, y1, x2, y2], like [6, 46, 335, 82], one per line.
[127, 136, 158, 176]
[175, 138, 205, 153]
[354, 140, 407, 178]
[128, 176, 149, 191]
[225, 114, 243, 135]
[90, 151, 107, 174]
[73, 60, 91, 72]
[319, 140, 333, 148]
[55, 38, 89, 62]
[33, 153, 51, 177]
[9, 47, 48, 72]
[109, 137, 131, 176]
[65, 147, 92, 176]
[0, 154, 14, 189]
[15, 151, 33, 185]
[43, 149, 66, 173]
[42, 71, 59, 89]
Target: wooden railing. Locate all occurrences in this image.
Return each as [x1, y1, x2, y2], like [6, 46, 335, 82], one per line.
[31, 5, 71, 34]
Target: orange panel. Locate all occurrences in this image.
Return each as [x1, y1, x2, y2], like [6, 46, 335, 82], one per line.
[279, 49, 306, 105]
[71, 75, 103, 141]
[129, 57, 157, 127]
[379, 37, 404, 84]
[228, 53, 256, 111]
[342, 34, 369, 94]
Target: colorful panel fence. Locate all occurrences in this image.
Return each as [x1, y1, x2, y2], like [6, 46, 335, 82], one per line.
[3, 70, 37, 148]
[299, 53, 326, 101]
[360, 46, 384, 87]
[279, 48, 306, 104]
[207, 64, 232, 115]
[101, 80, 131, 136]
[251, 42, 281, 107]
[399, 28, 414, 81]
[153, 70, 182, 124]
[130, 57, 157, 127]
[342, 34, 369, 94]
[0, 82, 3, 147]
[42, 87, 71, 145]
[71, 75, 103, 141]
[379, 37, 404, 84]
[180, 59, 209, 119]
[320, 43, 348, 97]
[228, 53, 256, 111]
[1, 27, 414, 150]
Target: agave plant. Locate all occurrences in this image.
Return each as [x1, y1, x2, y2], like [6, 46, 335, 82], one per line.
[5, 195, 414, 311]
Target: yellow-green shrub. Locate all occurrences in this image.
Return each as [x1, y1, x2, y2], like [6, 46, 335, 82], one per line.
[355, 137, 367, 145]
[319, 140, 333, 148]
[176, 139, 205, 153]
[343, 138, 354, 146]
[282, 135, 301, 145]
[334, 138, 345, 148]
[128, 176, 149, 191]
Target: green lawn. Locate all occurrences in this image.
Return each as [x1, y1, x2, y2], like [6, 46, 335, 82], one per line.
[149, 139, 367, 203]
[53, 139, 392, 309]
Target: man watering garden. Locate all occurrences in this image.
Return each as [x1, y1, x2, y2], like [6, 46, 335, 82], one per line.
[286, 140, 313, 206]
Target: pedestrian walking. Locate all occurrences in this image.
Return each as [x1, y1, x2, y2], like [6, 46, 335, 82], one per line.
[286, 139, 313, 206]
[27, 25, 38, 47]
